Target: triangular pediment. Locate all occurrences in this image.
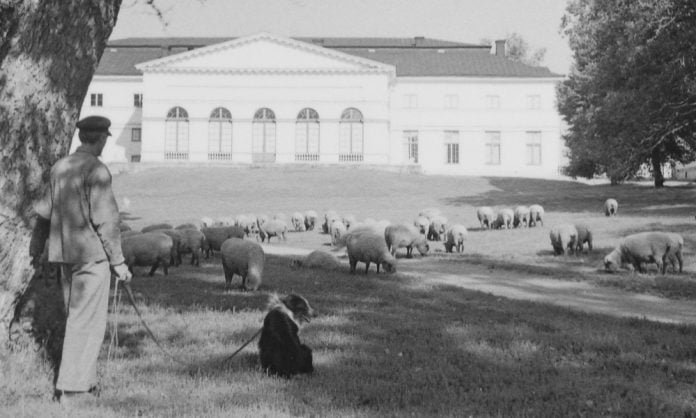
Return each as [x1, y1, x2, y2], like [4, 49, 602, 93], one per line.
[136, 32, 395, 74]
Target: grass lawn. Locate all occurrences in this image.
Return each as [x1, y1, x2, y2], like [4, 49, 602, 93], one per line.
[5, 165, 696, 417]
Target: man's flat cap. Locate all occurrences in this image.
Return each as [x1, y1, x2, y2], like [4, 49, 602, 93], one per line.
[76, 115, 111, 136]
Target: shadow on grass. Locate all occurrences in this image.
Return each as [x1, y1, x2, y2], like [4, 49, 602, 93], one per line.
[97, 253, 696, 416]
[442, 177, 696, 216]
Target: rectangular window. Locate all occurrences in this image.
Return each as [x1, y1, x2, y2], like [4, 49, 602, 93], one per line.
[445, 94, 459, 109]
[485, 95, 500, 109]
[526, 131, 542, 165]
[403, 130, 418, 164]
[131, 127, 142, 142]
[485, 131, 501, 165]
[403, 94, 418, 109]
[134, 93, 143, 108]
[444, 131, 460, 164]
[90, 93, 103, 107]
[130, 155, 141, 163]
[526, 95, 541, 110]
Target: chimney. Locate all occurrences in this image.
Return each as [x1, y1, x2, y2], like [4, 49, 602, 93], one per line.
[413, 36, 425, 47]
[495, 39, 506, 57]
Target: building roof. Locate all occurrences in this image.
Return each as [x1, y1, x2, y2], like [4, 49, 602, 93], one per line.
[99, 36, 560, 78]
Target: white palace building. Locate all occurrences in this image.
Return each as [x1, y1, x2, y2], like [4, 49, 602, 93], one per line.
[73, 32, 566, 177]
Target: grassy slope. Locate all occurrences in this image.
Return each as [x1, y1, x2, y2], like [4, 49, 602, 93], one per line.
[5, 166, 696, 417]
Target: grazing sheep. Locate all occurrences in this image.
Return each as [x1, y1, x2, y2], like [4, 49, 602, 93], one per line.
[413, 216, 430, 235]
[345, 231, 396, 274]
[427, 215, 448, 241]
[220, 238, 265, 290]
[529, 204, 545, 227]
[121, 232, 173, 276]
[604, 198, 619, 217]
[175, 223, 199, 231]
[574, 223, 593, 253]
[304, 210, 318, 231]
[258, 293, 315, 378]
[322, 210, 339, 234]
[258, 219, 288, 243]
[291, 212, 306, 232]
[235, 214, 258, 237]
[141, 223, 173, 233]
[292, 250, 341, 270]
[604, 232, 683, 274]
[495, 208, 514, 230]
[513, 206, 530, 228]
[419, 208, 442, 221]
[549, 224, 578, 255]
[444, 224, 468, 253]
[476, 207, 495, 229]
[177, 228, 206, 266]
[330, 219, 347, 246]
[201, 226, 245, 258]
[151, 228, 185, 266]
[384, 224, 429, 258]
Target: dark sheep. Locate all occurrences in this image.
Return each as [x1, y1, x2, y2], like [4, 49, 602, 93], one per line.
[121, 232, 173, 276]
[220, 238, 265, 290]
[141, 223, 173, 233]
[201, 226, 245, 258]
[178, 228, 207, 266]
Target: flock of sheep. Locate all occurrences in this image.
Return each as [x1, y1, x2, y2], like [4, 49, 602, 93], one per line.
[117, 195, 686, 291]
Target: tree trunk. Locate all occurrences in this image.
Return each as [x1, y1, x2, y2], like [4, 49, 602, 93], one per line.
[0, 1, 121, 347]
[651, 149, 665, 188]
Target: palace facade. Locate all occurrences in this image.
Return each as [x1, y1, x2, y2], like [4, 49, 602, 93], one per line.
[74, 32, 566, 177]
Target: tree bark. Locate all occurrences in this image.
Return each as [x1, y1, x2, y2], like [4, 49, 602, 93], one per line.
[651, 148, 665, 188]
[0, 0, 121, 347]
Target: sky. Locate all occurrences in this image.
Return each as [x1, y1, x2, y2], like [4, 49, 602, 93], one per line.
[111, 0, 574, 75]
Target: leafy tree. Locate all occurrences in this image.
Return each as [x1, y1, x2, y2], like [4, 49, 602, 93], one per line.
[557, 0, 696, 187]
[0, 0, 122, 346]
[481, 32, 547, 66]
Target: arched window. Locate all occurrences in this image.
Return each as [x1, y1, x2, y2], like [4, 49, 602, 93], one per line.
[208, 107, 232, 160]
[339, 108, 363, 162]
[165, 106, 189, 160]
[295, 108, 320, 161]
[252, 108, 276, 163]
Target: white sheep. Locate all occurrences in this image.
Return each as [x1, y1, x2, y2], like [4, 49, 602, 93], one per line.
[345, 231, 396, 274]
[476, 206, 495, 229]
[604, 232, 683, 274]
[256, 214, 269, 229]
[549, 224, 578, 255]
[342, 214, 357, 230]
[574, 223, 593, 253]
[413, 216, 430, 235]
[494, 208, 514, 230]
[427, 215, 448, 241]
[513, 206, 530, 228]
[384, 224, 429, 258]
[322, 210, 339, 234]
[291, 212, 306, 232]
[258, 219, 288, 243]
[444, 224, 468, 253]
[220, 238, 265, 290]
[604, 198, 618, 217]
[304, 210, 318, 231]
[330, 219, 347, 246]
[529, 204, 545, 227]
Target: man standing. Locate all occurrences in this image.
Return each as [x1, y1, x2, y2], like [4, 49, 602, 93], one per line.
[30, 115, 131, 406]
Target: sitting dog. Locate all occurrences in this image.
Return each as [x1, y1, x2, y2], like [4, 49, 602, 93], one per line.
[258, 293, 316, 377]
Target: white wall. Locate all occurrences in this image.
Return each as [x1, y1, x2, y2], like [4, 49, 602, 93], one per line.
[71, 76, 143, 163]
[390, 77, 565, 177]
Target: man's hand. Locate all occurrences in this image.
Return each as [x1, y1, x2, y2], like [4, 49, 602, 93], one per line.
[112, 263, 132, 283]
